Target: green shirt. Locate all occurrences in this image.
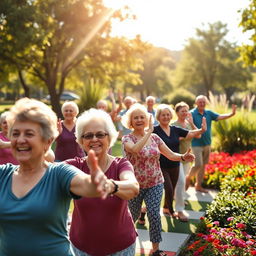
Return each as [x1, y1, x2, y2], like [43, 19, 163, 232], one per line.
[172, 120, 193, 155]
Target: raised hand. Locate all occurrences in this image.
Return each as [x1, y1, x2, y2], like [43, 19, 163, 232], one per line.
[57, 118, 63, 135]
[147, 114, 154, 133]
[87, 150, 111, 199]
[182, 148, 195, 162]
[186, 112, 194, 124]
[231, 104, 237, 115]
[201, 117, 207, 133]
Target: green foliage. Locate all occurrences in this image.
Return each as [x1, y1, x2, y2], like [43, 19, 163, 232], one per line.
[161, 88, 195, 108]
[238, 0, 256, 67]
[220, 165, 253, 192]
[0, 0, 148, 117]
[212, 111, 256, 153]
[77, 79, 104, 112]
[173, 22, 251, 98]
[135, 46, 175, 100]
[206, 190, 256, 236]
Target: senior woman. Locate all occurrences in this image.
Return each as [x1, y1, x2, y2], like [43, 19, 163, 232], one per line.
[121, 103, 194, 256]
[0, 98, 118, 256]
[55, 101, 85, 161]
[65, 108, 139, 256]
[154, 104, 206, 222]
[0, 111, 19, 164]
[172, 101, 203, 221]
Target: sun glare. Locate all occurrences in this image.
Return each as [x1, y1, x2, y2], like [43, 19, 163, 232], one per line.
[106, 0, 250, 51]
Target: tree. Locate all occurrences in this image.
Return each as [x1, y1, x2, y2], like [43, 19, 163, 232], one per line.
[174, 22, 251, 99]
[0, 0, 146, 116]
[135, 46, 175, 100]
[238, 0, 256, 66]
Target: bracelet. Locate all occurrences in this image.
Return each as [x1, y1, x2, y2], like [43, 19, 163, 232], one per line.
[181, 154, 185, 161]
[109, 179, 119, 196]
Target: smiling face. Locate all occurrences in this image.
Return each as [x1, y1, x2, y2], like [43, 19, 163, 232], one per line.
[130, 109, 148, 131]
[62, 105, 77, 121]
[158, 108, 172, 126]
[10, 121, 51, 164]
[196, 96, 207, 112]
[81, 119, 110, 157]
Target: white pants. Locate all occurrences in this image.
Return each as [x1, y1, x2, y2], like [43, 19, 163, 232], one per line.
[174, 162, 191, 212]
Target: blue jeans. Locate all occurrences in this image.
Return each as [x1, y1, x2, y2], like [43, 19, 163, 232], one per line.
[71, 242, 136, 256]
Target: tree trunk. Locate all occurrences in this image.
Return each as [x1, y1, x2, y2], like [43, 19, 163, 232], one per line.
[18, 69, 30, 97]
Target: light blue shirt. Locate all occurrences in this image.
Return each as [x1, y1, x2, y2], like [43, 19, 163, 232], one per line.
[190, 108, 219, 146]
[0, 163, 79, 256]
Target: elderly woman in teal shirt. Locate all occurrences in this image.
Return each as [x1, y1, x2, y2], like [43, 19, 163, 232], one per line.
[0, 98, 117, 256]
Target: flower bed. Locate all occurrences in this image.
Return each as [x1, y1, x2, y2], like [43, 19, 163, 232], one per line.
[179, 150, 256, 256]
[204, 150, 256, 188]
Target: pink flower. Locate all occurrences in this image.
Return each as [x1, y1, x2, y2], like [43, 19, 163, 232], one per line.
[227, 217, 234, 222]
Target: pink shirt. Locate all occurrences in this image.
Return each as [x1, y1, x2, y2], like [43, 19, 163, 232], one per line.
[0, 132, 18, 165]
[122, 133, 164, 189]
[66, 157, 137, 256]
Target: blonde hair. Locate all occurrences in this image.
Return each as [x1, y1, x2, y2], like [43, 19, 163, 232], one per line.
[6, 98, 58, 141]
[155, 104, 174, 121]
[76, 108, 118, 148]
[174, 101, 189, 113]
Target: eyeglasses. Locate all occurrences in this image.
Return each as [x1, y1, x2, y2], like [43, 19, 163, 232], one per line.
[81, 132, 109, 140]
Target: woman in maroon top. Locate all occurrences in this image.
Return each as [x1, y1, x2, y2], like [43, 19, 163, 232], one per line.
[55, 101, 85, 161]
[66, 108, 139, 256]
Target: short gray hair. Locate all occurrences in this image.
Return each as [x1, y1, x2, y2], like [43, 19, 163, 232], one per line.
[121, 103, 152, 130]
[76, 108, 118, 148]
[145, 95, 155, 103]
[6, 98, 58, 141]
[61, 101, 79, 116]
[156, 104, 174, 121]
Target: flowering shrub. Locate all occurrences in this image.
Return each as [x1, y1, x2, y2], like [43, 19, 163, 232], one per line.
[205, 190, 256, 236]
[181, 218, 256, 256]
[180, 150, 256, 256]
[204, 150, 256, 189]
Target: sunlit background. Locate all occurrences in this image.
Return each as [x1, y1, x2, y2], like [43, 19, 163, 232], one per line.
[105, 0, 251, 50]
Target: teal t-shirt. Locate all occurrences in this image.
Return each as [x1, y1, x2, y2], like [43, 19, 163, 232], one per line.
[190, 108, 219, 146]
[0, 163, 79, 256]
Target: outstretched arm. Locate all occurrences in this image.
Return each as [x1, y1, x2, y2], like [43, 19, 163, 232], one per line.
[70, 150, 112, 199]
[217, 104, 236, 120]
[159, 143, 195, 162]
[185, 117, 207, 139]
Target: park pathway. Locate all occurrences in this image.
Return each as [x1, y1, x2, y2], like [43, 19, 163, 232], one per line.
[135, 188, 218, 256]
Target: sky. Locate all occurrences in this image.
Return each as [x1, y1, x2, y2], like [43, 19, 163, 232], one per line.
[105, 0, 251, 51]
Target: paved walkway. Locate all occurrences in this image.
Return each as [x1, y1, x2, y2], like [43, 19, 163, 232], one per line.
[135, 188, 218, 255]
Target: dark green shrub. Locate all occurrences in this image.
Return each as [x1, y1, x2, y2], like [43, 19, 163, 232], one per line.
[205, 190, 256, 235]
[161, 88, 195, 108]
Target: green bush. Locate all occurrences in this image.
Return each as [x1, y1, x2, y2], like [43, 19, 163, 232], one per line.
[77, 78, 105, 112]
[212, 111, 256, 153]
[205, 190, 256, 235]
[161, 88, 195, 108]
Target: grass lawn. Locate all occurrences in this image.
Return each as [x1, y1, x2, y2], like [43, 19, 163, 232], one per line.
[0, 103, 13, 113]
[111, 140, 122, 157]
